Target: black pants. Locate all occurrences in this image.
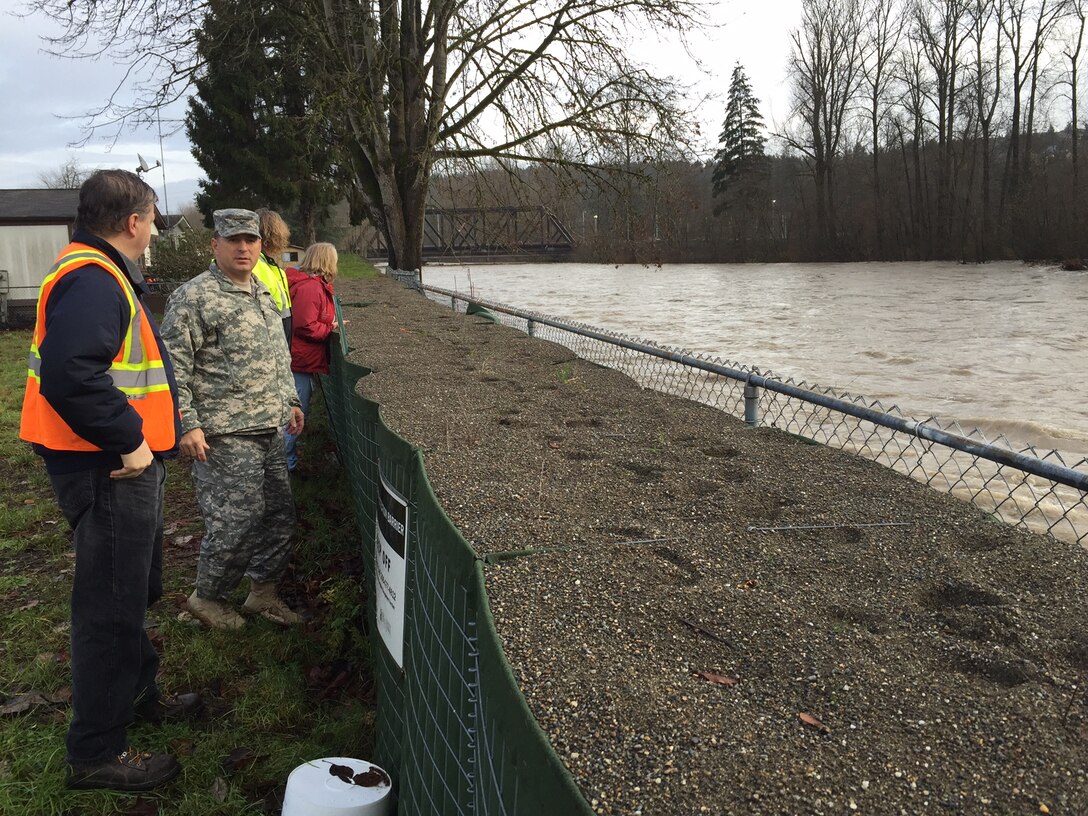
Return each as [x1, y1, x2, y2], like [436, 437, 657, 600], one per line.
[49, 459, 165, 765]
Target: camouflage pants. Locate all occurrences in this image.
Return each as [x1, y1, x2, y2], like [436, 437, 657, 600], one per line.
[191, 432, 295, 600]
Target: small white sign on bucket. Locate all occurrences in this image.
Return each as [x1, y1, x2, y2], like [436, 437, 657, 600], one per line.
[375, 467, 408, 668]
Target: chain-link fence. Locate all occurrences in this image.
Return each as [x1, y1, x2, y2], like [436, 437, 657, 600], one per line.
[420, 284, 1088, 547]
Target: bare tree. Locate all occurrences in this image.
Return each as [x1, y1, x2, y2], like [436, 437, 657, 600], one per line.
[861, 0, 905, 254]
[1062, 0, 1086, 217]
[31, 0, 706, 275]
[966, 0, 1005, 257]
[1000, 0, 1068, 206]
[910, 0, 973, 251]
[786, 0, 867, 254]
[892, 36, 935, 256]
[37, 158, 88, 189]
[1022, 0, 1071, 173]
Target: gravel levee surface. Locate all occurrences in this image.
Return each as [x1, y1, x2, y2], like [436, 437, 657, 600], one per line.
[338, 275, 1088, 816]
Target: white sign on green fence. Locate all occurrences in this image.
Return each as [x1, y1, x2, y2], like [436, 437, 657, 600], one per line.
[375, 468, 408, 668]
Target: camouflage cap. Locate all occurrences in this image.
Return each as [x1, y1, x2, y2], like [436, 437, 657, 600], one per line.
[213, 208, 261, 239]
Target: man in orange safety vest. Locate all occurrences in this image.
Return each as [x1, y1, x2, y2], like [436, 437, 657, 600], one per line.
[20, 169, 199, 793]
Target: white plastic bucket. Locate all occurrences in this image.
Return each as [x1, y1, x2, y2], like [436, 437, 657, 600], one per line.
[281, 757, 392, 816]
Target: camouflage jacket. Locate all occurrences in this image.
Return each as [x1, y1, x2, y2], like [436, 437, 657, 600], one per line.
[160, 264, 300, 436]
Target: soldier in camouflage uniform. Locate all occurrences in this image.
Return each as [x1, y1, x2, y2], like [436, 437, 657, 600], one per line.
[160, 209, 304, 629]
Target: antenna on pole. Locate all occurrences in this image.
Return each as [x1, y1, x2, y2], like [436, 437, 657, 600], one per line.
[156, 110, 170, 221]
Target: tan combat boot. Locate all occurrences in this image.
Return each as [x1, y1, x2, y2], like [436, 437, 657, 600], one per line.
[242, 581, 301, 626]
[187, 591, 246, 630]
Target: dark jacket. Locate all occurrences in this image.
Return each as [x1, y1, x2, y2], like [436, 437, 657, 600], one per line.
[32, 229, 181, 474]
[286, 267, 336, 374]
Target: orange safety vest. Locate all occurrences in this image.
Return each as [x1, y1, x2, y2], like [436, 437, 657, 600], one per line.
[20, 243, 177, 453]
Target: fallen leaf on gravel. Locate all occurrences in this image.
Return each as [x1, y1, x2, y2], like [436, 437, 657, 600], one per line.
[799, 712, 830, 732]
[210, 776, 229, 802]
[173, 535, 194, 548]
[695, 671, 739, 687]
[16, 600, 40, 611]
[548, 441, 562, 449]
[163, 522, 179, 535]
[740, 579, 759, 589]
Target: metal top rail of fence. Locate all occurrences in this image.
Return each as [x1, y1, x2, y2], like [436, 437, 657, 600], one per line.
[419, 283, 1088, 547]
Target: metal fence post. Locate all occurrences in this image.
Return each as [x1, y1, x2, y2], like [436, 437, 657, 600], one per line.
[527, 318, 536, 337]
[744, 377, 760, 428]
[451, 295, 458, 309]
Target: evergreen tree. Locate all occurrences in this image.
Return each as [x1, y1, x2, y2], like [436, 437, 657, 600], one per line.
[712, 65, 768, 216]
[185, 0, 342, 243]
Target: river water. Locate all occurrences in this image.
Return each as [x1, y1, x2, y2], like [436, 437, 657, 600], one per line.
[424, 261, 1088, 458]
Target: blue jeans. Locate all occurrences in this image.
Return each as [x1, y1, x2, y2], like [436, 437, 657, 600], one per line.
[285, 372, 315, 471]
[48, 459, 165, 765]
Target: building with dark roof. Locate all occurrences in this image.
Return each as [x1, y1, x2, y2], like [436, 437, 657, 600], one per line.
[0, 188, 168, 325]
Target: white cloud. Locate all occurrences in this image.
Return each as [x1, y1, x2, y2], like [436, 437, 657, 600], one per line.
[0, 0, 202, 208]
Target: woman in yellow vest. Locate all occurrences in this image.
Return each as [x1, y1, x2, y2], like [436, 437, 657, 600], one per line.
[252, 209, 292, 342]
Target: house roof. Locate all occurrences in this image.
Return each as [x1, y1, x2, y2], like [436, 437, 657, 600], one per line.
[0, 188, 167, 229]
[162, 214, 191, 230]
[0, 188, 81, 221]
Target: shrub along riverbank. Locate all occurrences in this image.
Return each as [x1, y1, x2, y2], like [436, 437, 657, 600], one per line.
[0, 325, 374, 815]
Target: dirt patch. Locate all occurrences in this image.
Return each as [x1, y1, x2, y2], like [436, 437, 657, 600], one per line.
[340, 276, 1088, 815]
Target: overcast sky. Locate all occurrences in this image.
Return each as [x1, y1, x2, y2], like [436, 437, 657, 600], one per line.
[0, 0, 802, 212]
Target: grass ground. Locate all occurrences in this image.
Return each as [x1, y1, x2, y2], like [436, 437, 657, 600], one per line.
[0, 329, 374, 815]
[336, 253, 379, 281]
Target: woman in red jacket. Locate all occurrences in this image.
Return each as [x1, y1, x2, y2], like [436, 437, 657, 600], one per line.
[284, 242, 339, 473]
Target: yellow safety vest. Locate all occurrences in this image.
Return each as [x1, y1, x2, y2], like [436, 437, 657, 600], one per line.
[252, 253, 292, 319]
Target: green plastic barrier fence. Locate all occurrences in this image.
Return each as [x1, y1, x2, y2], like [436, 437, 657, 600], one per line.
[321, 340, 593, 815]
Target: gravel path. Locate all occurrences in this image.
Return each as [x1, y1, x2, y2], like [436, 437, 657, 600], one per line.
[339, 276, 1088, 816]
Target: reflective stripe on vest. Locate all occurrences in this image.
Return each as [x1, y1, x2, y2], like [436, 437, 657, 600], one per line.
[20, 243, 177, 451]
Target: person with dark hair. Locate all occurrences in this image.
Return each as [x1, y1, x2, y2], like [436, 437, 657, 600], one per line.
[161, 208, 304, 630]
[20, 169, 200, 792]
[252, 209, 293, 341]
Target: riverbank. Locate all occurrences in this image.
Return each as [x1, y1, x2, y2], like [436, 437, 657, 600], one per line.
[340, 275, 1088, 815]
